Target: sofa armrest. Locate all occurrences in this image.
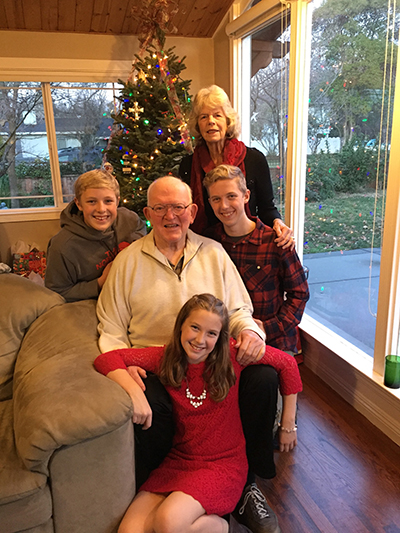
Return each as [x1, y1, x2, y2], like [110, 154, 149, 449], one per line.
[0, 273, 65, 400]
[13, 300, 133, 475]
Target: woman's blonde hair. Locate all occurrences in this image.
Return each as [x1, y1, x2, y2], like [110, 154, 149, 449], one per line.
[188, 85, 241, 145]
[159, 293, 236, 402]
[74, 169, 120, 201]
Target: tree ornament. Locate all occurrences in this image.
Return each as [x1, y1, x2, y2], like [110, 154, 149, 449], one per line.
[128, 102, 145, 120]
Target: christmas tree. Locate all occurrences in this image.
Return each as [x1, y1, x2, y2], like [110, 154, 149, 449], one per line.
[104, 0, 193, 215]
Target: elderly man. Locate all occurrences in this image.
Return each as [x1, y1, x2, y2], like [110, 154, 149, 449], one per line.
[97, 176, 280, 533]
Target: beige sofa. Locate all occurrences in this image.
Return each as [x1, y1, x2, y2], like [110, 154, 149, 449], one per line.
[0, 273, 136, 533]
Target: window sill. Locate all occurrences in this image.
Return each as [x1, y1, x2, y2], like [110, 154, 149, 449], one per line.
[301, 313, 373, 369]
[0, 206, 65, 223]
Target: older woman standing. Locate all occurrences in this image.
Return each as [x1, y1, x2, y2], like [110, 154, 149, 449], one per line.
[179, 84, 294, 249]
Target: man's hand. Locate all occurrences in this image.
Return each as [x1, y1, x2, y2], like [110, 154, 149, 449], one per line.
[126, 366, 147, 391]
[235, 329, 265, 365]
[97, 261, 113, 289]
[273, 219, 295, 250]
[254, 318, 265, 334]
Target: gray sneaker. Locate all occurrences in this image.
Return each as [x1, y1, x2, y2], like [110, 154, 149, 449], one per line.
[232, 483, 281, 533]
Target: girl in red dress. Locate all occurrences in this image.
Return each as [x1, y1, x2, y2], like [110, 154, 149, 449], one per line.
[94, 294, 302, 533]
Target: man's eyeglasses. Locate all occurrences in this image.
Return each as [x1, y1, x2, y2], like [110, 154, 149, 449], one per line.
[147, 203, 192, 216]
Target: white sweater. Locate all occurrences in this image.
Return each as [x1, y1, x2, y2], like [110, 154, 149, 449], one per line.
[97, 229, 265, 352]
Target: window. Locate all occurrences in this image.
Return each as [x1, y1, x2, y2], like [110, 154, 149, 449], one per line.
[248, 13, 291, 220]
[0, 82, 119, 213]
[0, 83, 49, 209]
[304, 0, 397, 356]
[230, 0, 400, 375]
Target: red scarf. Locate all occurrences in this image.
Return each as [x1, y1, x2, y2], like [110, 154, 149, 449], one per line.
[190, 138, 247, 234]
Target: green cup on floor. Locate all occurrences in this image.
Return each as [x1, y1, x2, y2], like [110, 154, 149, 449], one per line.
[384, 355, 400, 389]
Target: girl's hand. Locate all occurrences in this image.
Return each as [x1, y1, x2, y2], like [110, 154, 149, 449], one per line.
[279, 394, 298, 451]
[279, 428, 298, 452]
[273, 219, 295, 250]
[126, 365, 147, 391]
[130, 387, 153, 429]
[106, 368, 152, 428]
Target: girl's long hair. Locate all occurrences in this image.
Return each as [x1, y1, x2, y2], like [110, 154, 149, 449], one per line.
[159, 294, 236, 402]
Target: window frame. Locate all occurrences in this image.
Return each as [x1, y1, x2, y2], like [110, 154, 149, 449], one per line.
[0, 81, 121, 222]
[0, 82, 60, 221]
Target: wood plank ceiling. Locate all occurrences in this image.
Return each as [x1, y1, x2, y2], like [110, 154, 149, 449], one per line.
[0, 0, 235, 38]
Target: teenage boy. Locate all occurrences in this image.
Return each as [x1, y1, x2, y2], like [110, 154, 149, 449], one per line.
[203, 164, 309, 354]
[45, 169, 146, 302]
[203, 164, 309, 532]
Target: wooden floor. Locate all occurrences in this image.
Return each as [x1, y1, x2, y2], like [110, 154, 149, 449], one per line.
[257, 365, 400, 533]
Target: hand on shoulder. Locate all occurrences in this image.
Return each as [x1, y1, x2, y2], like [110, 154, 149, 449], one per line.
[273, 219, 295, 250]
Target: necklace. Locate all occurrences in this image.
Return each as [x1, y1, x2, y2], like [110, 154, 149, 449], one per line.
[185, 378, 207, 408]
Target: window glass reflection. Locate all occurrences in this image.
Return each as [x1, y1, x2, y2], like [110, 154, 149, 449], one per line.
[304, 0, 396, 355]
[0, 82, 53, 208]
[51, 83, 117, 203]
[250, 15, 291, 217]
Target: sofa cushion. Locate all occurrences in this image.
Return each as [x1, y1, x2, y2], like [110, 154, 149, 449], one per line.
[0, 273, 64, 400]
[50, 421, 135, 533]
[0, 400, 52, 533]
[13, 300, 133, 475]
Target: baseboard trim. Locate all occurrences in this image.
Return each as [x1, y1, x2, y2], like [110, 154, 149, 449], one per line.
[300, 329, 400, 447]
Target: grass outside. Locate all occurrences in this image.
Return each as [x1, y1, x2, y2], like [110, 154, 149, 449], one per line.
[303, 191, 384, 254]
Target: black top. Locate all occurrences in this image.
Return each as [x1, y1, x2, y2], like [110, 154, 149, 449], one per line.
[178, 146, 281, 229]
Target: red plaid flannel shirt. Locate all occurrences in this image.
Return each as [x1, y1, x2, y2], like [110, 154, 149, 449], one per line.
[206, 217, 309, 352]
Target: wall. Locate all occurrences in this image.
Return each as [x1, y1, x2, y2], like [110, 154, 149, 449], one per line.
[213, 12, 232, 96]
[0, 27, 231, 265]
[0, 30, 217, 93]
[0, 219, 60, 265]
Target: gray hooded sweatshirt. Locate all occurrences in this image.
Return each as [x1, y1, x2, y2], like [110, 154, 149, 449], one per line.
[45, 201, 146, 301]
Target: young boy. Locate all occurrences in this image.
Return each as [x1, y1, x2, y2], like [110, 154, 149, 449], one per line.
[45, 169, 146, 302]
[203, 164, 309, 353]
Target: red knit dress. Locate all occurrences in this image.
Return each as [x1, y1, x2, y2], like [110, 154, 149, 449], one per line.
[94, 339, 302, 516]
